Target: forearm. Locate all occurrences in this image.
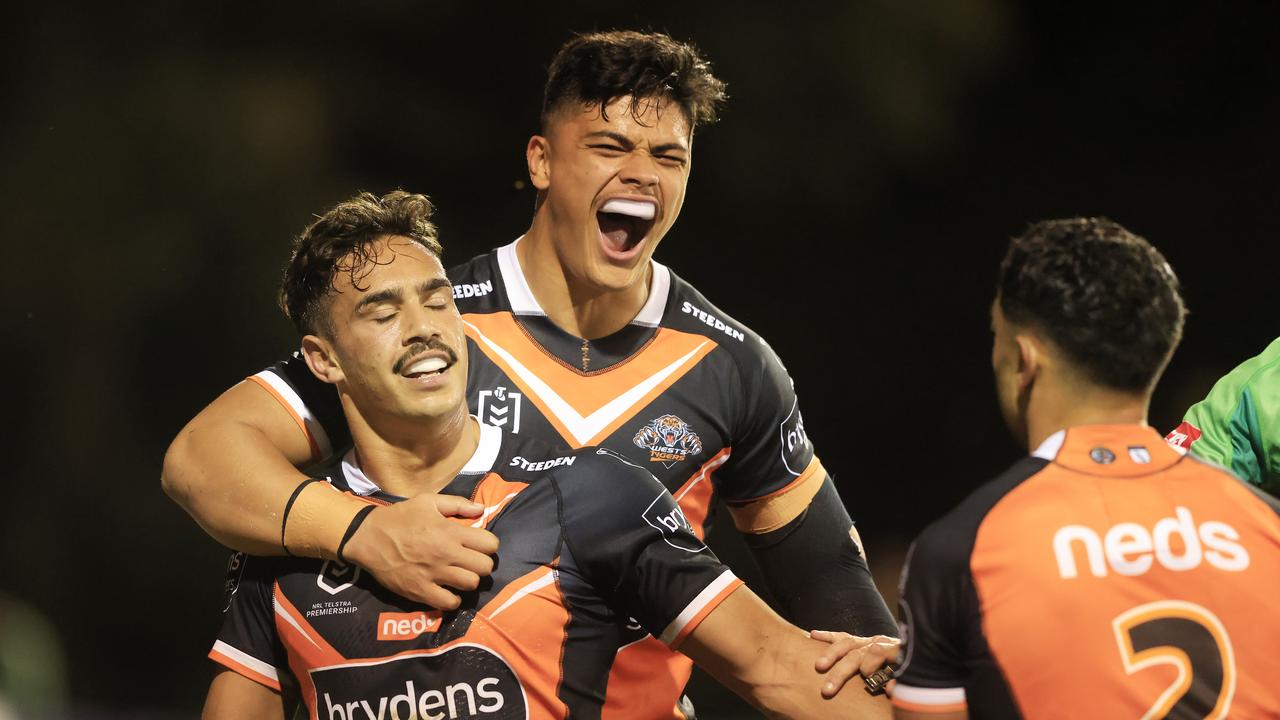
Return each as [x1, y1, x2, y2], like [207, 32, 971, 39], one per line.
[742, 476, 898, 637]
[164, 422, 359, 556]
[161, 381, 361, 557]
[683, 587, 892, 719]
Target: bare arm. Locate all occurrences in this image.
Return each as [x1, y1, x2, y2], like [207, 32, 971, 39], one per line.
[202, 669, 287, 720]
[162, 380, 499, 608]
[898, 710, 967, 720]
[681, 586, 896, 719]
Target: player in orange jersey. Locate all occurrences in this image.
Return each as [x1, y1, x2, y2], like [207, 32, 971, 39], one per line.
[199, 190, 896, 719]
[816, 218, 1280, 717]
[164, 30, 895, 718]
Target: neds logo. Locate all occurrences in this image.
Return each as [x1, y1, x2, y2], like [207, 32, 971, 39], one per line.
[312, 644, 525, 720]
[377, 611, 441, 641]
[1052, 506, 1249, 579]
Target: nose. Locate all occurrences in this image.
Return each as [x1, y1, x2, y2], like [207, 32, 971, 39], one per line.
[618, 153, 660, 190]
[401, 302, 441, 346]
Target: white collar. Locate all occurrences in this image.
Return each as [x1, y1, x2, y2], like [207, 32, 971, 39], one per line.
[340, 418, 504, 496]
[1031, 429, 1066, 461]
[496, 237, 671, 327]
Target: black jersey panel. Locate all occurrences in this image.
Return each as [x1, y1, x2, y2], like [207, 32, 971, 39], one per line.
[896, 457, 1047, 710]
[263, 353, 350, 454]
[553, 449, 729, 639]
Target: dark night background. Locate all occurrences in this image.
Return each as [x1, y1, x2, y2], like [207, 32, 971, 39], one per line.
[3, 2, 1278, 717]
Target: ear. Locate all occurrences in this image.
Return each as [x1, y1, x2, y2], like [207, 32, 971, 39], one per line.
[1013, 333, 1041, 391]
[301, 334, 344, 385]
[526, 135, 551, 191]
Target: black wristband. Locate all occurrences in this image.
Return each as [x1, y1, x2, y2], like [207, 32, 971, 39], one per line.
[336, 504, 377, 565]
[281, 478, 322, 557]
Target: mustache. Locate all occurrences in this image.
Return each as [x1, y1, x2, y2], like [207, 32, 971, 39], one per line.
[392, 338, 459, 375]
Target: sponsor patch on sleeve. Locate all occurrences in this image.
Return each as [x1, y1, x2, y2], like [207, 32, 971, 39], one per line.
[778, 398, 811, 476]
[642, 494, 707, 553]
[1166, 421, 1202, 451]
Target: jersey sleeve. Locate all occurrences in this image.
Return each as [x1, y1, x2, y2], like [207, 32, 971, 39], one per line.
[208, 552, 289, 692]
[555, 450, 743, 650]
[246, 352, 351, 461]
[892, 530, 975, 715]
[1166, 336, 1280, 495]
[715, 337, 823, 504]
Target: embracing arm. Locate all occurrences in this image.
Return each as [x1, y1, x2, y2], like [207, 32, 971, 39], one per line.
[162, 379, 498, 608]
[203, 669, 287, 720]
[162, 380, 336, 555]
[681, 586, 896, 719]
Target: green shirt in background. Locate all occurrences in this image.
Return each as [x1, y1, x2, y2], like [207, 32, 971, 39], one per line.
[1167, 336, 1280, 496]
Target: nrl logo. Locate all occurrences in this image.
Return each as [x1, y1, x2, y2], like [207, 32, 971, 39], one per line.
[634, 414, 703, 468]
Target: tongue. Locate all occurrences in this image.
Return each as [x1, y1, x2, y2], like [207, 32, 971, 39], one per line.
[598, 213, 636, 252]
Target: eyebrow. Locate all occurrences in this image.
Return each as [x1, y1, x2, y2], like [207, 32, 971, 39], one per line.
[584, 130, 688, 155]
[354, 278, 451, 313]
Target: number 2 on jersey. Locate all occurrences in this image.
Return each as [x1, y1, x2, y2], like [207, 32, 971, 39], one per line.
[1112, 600, 1236, 719]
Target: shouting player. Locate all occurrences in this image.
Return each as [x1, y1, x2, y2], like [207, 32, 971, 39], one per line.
[817, 218, 1280, 717]
[201, 190, 896, 719]
[163, 30, 896, 717]
[1166, 337, 1280, 497]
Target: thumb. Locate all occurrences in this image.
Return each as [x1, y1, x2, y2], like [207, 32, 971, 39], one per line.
[432, 494, 485, 517]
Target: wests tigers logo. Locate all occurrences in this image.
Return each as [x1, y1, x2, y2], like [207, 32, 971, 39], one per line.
[634, 414, 703, 468]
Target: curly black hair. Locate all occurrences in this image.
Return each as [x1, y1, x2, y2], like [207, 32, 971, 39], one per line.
[280, 190, 442, 337]
[542, 30, 728, 130]
[998, 217, 1186, 392]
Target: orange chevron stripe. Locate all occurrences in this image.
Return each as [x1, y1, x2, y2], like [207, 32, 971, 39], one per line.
[465, 313, 717, 448]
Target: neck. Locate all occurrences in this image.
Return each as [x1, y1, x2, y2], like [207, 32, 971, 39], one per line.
[1025, 376, 1150, 451]
[518, 220, 651, 339]
[340, 400, 479, 497]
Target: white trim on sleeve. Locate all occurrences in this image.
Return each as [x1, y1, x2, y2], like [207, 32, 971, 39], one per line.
[892, 683, 967, 706]
[658, 569, 738, 645]
[253, 370, 333, 458]
[211, 640, 279, 682]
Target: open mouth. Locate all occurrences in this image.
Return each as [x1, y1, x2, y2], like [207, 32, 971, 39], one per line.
[402, 356, 449, 379]
[395, 346, 456, 381]
[597, 198, 657, 257]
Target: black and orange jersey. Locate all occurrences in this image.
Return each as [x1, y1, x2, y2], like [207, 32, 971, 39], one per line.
[209, 422, 743, 720]
[254, 239, 830, 717]
[893, 424, 1280, 718]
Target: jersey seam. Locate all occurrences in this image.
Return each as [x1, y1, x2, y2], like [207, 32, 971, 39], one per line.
[509, 311, 662, 377]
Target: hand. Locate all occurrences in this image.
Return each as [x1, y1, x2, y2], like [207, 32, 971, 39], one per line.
[810, 630, 900, 699]
[342, 493, 500, 610]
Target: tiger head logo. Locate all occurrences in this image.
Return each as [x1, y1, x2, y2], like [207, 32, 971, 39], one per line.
[634, 414, 703, 467]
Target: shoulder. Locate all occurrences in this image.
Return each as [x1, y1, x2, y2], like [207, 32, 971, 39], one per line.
[912, 457, 1050, 569]
[447, 248, 505, 312]
[487, 431, 599, 484]
[550, 448, 664, 503]
[661, 268, 785, 373]
[1183, 336, 1280, 426]
[1184, 452, 1280, 518]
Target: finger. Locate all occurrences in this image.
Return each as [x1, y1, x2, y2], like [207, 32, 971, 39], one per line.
[431, 494, 485, 517]
[861, 641, 900, 675]
[815, 638, 864, 671]
[809, 629, 847, 644]
[435, 567, 482, 592]
[821, 649, 866, 699]
[406, 582, 462, 611]
[450, 548, 495, 577]
[455, 526, 500, 554]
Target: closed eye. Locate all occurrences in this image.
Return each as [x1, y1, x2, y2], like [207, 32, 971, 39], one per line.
[588, 143, 626, 154]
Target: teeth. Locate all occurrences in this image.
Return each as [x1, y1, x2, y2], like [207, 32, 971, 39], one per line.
[406, 357, 447, 375]
[600, 198, 656, 220]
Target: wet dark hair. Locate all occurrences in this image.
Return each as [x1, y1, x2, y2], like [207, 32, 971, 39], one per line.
[280, 190, 442, 337]
[998, 217, 1186, 392]
[542, 30, 728, 130]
